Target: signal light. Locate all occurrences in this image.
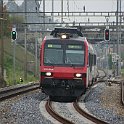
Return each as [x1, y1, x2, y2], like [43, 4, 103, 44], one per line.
[104, 29, 110, 41]
[19, 78, 23, 82]
[11, 31, 17, 40]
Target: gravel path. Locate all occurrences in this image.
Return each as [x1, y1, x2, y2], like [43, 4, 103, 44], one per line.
[82, 83, 124, 124]
[0, 90, 52, 124]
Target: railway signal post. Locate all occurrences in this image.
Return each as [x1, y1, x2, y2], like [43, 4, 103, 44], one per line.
[11, 27, 17, 84]
[104, 24, 110, 84]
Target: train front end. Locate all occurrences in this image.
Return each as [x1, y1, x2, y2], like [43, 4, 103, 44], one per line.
[40, 28, 88, 101]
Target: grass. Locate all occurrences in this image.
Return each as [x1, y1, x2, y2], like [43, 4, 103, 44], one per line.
[4, 52, 38, 86]
[2, 38, 39, 86]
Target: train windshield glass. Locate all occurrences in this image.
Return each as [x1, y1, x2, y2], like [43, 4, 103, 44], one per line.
[65, 50, 84, 65]
[44, 44, 63, 65]
[44, 43, 84, 66]
[65, 45, 84, 66]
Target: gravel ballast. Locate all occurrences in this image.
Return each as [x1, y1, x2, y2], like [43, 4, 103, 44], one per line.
[0, 83, 124, 124]
[83, 83, 124, 124]
[0, 90, 52, 124]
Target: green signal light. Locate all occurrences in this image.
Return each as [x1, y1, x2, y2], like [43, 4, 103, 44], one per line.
[12, 32, 16, 34]
[11, 31, 17, 40]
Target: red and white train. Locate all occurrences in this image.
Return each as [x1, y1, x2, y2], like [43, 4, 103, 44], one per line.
[40, 27, 97, 102]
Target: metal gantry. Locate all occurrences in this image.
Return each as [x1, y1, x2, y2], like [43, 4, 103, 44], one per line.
[116, 0, 122, 76]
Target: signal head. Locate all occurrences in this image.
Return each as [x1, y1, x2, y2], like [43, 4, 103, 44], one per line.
[11, 31, 17, 40]
[104, 29, 110, 41]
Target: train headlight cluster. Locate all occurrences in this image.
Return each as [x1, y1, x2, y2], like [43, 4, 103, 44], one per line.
[61, 34, 67, 39]
[75, 73, 82, 78]
[46, 72, 52, 76]
[60, 33, 70, 39]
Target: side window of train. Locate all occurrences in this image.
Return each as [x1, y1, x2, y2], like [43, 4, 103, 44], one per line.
[94, 55, 96, 65]
[89, 53, 93, 66]
[88, 53, 93, 65]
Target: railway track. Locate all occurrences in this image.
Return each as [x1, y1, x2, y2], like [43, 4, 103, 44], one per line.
[45, 99, 110, 124]
[0, 82, 40, 101]
[46, 100, 74, 124]
[97, 69, 107, 82]
[97, 69, 123, 84]
[45, 86, 109, 124]
[73, 100, 109, 124]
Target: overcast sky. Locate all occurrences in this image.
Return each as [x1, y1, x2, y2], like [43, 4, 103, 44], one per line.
[4, 0, 124, 23]
[4, 0, 123, 12]
[44, 0, 117, 12]
[4, 0, 122, 11]
[37, 0, 122, 23]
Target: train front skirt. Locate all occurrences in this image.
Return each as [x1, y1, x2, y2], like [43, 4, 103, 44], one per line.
[41, 78, 86, 98]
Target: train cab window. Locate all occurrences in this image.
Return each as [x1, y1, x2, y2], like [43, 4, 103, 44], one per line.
[44, 43, 85, 66]
[44, 44, 63, 65]
[65, 50, 84, 65]
[65, 44, 85, 66]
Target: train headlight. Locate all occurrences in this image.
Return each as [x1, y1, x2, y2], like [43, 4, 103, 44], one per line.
[61, 34, 67, 39]
[75, 73, 82, 78]
[46, 72, 52, 76]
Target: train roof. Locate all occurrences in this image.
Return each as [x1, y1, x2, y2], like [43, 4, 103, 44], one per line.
[50, 27, 83, 37]
[42, 27, 90, 45]
[43, 27, 86, 42]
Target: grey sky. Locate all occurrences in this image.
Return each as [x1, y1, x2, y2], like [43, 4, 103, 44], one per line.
[4, 0, 124, 23]
[4, 0, 120, 11]
[44, 0, 117, 12]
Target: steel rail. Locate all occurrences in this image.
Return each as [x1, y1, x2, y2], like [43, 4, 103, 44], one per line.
[98, 79, 122, 83]
[0, 82, 40, 101]
[96, 69, 100, 79]
[73, 100, 109, 124]
[45, 100, 74, 124]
